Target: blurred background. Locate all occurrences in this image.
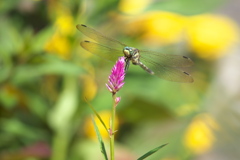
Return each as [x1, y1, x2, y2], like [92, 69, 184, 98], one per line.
[0, 0, 240, 160]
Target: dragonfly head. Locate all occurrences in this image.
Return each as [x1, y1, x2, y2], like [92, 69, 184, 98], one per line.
[123, 47, 140, 65]
[123, 47, 137, 58]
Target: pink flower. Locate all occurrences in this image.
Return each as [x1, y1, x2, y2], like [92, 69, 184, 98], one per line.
[106, 57, 125, 94]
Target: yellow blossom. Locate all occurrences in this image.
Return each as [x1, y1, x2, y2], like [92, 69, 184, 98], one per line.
[145, 12, 186, 44]
[84, 110, 119, 140]
[44, 13, 75, 59]
[184, 114, 219, 154]
[186, 14, 239, 59]
[118, 0, 152, 15]
[55, 14, 75, 36]
[44, 32, 71, 59]
[126, 11, 186, 45]
[81, 75, 97, 101]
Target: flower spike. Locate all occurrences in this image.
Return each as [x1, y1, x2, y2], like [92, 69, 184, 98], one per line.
[106, 57, 126, 94]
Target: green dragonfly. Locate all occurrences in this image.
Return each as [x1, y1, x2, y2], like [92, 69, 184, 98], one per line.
[76, 24, 194, 83]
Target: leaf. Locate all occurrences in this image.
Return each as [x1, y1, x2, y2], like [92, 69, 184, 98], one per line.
[0, 1, 19, 14]
[92, 117, 108, 160]
[1, 119, 47, 141]
[0, 19, 23, 55]
[147, 0, 225, 15]
[30, 26, 55, 53]
[85, 97, 108, 132]
[12, 55, 84, 84]
[48, 77, 78, 131]
[137, 143, 168, 160]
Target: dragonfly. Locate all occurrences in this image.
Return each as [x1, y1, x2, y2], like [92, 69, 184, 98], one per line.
[76, 24, 194, 83]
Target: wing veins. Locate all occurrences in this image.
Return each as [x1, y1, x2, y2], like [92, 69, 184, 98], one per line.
[140, 50, 193, 67]
[76, 24, 127, 50]
[140, 56, 193, 83]
[80, 41, 123, 62]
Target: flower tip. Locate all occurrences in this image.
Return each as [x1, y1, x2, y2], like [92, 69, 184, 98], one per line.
[119, 56, 125, 62]
[115, 97, 121, 106]
[106, 84, 113, 92]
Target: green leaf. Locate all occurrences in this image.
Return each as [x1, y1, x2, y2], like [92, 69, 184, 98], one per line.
[30, 26, 55, 53]
[92, 117, 108, 160]
[85, 98, 108, 132]
[0, 19, 23, 55]
[48, 77, 78, 132]
[1, 119, 47, 141]
[0, 1, 19, 14]
[0, 89, 18, 109]
[12, 55, 84, 84]
[137, 143, 168, 160]
[147, 0, 225, 15]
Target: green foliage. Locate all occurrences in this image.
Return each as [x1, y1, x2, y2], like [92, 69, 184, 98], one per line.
[0, 0, 233, 159]
[92, 117, 108, 160]
[147, 0, 225, 15]
[85, 98, 108, 132]
[137, 144, 168, 160]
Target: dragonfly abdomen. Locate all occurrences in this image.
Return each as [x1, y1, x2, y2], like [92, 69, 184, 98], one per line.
[138, 62, 154, 75]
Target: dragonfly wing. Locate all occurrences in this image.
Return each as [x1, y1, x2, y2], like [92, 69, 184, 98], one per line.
[140, 50, 194, 67]
[81, 41, 123, 62]
[77, 24, 127, 50]
[140, 53, 194, 83]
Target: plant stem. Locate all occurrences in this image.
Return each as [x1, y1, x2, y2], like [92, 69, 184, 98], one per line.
[110, 93, 116, 160]
[51, 131, 70, 160]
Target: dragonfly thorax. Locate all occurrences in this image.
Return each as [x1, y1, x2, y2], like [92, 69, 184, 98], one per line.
[123, 47, 140, 65]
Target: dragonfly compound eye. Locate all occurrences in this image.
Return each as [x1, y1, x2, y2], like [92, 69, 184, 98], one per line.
[123, 47, 132, 57]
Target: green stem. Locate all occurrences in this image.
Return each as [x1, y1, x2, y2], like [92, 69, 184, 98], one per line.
[51, 131, 70, 160]
[110, 93, 116, 160]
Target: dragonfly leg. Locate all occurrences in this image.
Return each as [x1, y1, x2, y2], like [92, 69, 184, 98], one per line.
[124, 58, 130, 71]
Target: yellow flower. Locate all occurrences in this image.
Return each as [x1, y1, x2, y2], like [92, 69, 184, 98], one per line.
[186, 14, 239, 59]
[126, 11, 186, 45]
[44, 32, 71, 59]
[184, 114, 219, 154]
[118, 0, 152, 15]
[81, 75, 97, 101]
[55, 14, 75, 36]
[84, 110, 119, 140]
[145, 12, 186, 44]
[44, 13, 75, 59]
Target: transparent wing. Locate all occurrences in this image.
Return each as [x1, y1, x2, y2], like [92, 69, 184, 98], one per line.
[140, 50, 194, 67]
[76, 24, 127, 50]
[140, 59, 193, 83]
[139, 51, 194, 83]
[81, 41, 124, 62]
